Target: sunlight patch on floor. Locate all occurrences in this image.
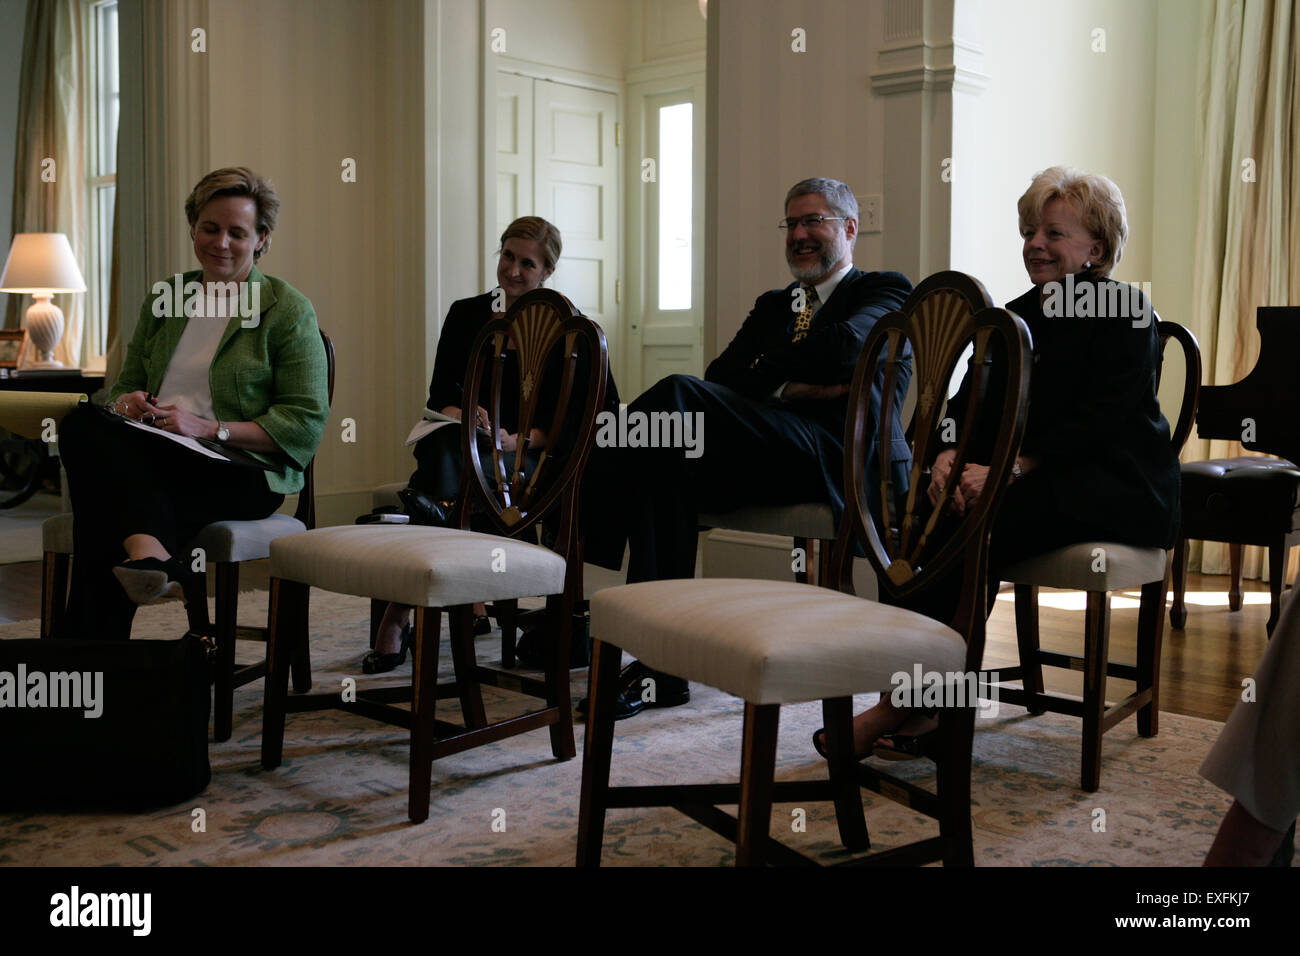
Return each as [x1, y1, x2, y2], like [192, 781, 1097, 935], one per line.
[994, 589, 1273, 612]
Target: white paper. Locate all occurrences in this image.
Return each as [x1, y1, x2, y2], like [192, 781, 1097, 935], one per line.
[119, 415, 231, 461]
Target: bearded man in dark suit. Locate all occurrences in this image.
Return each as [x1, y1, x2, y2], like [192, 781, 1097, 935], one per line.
[577, 177, 913, 718]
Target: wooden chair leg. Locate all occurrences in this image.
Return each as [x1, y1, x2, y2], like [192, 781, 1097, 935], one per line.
[212, 562, 239, 742]
[546, 592, 577, 761]
[1136, 563, 1169, 738]
[1014, 584, 1045, 714]
[290, 612, 313, 694]
[1228, 542, 1244, 611]
[821, 697, 868, 851]
[496, 599, 519, 667]
[1169, 536, 1189, 629]
[261, 577, 307, 770]
[1080, 590, 1111, 792]
[409, 606, 441, 824]
[1266, 540, 1284, 637]
[41, 551, 70, 639]
[936, 707, 975, 866]
[735, 702, 780, 867]
[449, 605, 487, 729]
[576, 638, 623, 867]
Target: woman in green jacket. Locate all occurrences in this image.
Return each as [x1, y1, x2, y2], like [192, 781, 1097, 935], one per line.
[55, 167, 329, 641]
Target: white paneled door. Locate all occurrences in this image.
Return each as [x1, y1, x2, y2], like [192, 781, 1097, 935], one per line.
[532, 80, 620, 381]
[494, 72, 534, 241]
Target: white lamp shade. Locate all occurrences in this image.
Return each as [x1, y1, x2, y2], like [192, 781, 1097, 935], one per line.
[0, 233, 87, 293]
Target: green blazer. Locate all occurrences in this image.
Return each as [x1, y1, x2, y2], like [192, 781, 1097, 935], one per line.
[110, 267, 330, 495]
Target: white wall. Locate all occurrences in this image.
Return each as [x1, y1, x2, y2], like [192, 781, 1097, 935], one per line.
[708, 0, 891, 354]
[951, 0, 1202, 313]
[485, 0, 631, 80]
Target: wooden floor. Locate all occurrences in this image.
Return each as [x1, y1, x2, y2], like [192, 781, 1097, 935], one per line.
[0, 558, 1280, 724]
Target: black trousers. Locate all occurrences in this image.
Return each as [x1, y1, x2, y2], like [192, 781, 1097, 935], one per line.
[582, 374, 843, 584]
[56, 405, 283, 641]
[407, 423, 535, 502]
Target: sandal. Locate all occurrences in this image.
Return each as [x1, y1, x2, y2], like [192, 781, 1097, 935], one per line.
[872, 730, 938, 761]
[812, 727, 873, 762]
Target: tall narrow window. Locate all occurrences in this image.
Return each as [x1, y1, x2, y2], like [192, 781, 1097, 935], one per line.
[656, 102, 692, 311]
[86, 0, 119, 358]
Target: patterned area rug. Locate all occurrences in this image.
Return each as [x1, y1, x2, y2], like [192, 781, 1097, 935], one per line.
[0, 590, 1238, 866]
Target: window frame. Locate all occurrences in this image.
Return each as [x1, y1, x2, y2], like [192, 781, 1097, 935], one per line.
[83, 0, 118, 361]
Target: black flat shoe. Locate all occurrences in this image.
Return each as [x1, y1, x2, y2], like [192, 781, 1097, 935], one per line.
[474, 614, 493, 636]
[361, 623, 412, 674]
[576, 660, 689, 720]
[113, 557, 191, 605]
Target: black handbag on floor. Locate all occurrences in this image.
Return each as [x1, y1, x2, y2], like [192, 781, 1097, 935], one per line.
[0, 633, 213, 811]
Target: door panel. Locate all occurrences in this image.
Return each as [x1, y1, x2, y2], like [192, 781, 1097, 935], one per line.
[533, 81, 620, 378]
[494, 72, 534, 251]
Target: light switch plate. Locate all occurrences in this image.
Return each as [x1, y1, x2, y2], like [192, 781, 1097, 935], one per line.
[862, 193, 883, 233]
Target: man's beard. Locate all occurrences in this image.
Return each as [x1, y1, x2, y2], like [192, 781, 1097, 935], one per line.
[786, 232, 846, 284]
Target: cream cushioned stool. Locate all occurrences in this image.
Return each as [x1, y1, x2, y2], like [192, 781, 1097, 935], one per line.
[364, 483, 525, 660]
[261, 289, 608, 823]
[591, 578, 965, 703]
[577, 272, 1032, 866]
[268, 525, 565, 607]
[995, 320, 1200, 792]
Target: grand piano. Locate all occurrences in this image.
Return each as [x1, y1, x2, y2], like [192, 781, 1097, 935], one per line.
[1171, 306, 1300, 635]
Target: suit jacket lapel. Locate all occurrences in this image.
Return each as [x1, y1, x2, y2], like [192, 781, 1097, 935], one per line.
[811, 266, 862, 326]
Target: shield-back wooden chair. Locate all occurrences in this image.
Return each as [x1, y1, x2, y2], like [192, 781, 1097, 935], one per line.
[261, 290, 606, 822]
[577, 271, 1032, 866]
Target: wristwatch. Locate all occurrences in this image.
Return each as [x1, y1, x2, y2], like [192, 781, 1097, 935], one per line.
[215, 421, 230, 444]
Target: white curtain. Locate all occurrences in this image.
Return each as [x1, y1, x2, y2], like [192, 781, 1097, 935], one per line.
[5, 0, 87, 368]
[1189, 0, 1299, 588]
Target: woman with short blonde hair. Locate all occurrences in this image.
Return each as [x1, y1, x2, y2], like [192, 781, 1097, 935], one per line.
[820, 166, 1180, 760]
[1016, 165, 1128, 277]
[54, 167, 329, 641]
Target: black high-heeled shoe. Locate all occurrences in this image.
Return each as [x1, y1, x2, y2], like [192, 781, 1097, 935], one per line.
[361, 623, 413, 674]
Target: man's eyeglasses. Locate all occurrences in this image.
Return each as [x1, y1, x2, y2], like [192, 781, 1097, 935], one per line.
[777, 215, 847, 231]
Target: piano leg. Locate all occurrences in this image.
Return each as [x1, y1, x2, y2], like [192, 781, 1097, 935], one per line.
[1170, 537, 1189, 629]
[1267, 540, 1284, 637]
[1228, 543, 1244, 612]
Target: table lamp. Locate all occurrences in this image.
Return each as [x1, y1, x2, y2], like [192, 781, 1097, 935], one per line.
[0, 233, 87, 369]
